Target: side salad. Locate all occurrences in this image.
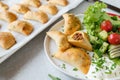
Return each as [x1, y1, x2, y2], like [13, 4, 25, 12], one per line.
[83, 2, 120, 66]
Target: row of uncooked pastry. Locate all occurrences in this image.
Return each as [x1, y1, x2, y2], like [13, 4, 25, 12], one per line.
[0, 0, 69, 50]
[0, 20, 33, 50]
[0, 0, 69, 24]
[47, 13, 92, 74]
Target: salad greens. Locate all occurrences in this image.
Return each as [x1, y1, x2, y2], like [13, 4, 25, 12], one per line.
[84, 2, 120, 36]
[83, 2, 120, 66]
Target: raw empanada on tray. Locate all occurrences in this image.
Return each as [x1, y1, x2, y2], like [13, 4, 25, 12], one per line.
[0, 11, 17, 23]
[0, 1, 9, 10]
[39, 4, 58, 15]
[8, 20, 33, 36]
[11, 4, 30, 14]
[23, 0, 41, 7]
[0, 32, 16, 49]
[63, 13, 81, 35]
[54, 47, 91, 74]
[24, 11, 48, 24]
[68, 31, 92, 51]
[48, 0, 68, 6]
[47, 31, 71, 51]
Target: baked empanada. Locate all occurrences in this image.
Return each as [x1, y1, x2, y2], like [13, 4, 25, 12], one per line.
[23, 0, 41, 7]
[0, 32, 16, 49]
[0, 1, 9, 10]
[54, 47, 91, 74]
[63, 13, 81, 35]
[24, 11, 48, 24]
[68, 31, 92, 51]
[11, 4, 30, 14]
[39, 4, 58, 15]
[8, 20, 33, 35]
[0, 11, 17, 22]
[47, 31, 71, 51]
[48, 0, 68, 6]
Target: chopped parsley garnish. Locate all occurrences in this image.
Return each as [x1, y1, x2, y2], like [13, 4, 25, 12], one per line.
[92, 57, 117, 74]
[93, 76, 96, 78]
[92, 71, 95, 74]
[105, 70, 112, 74]
[92, 58, 105, 69]
[61, 64, 66, 69]
[111, 63, 116, 70]
[73, 68, 78, 71]
[48, 74, 61, 80]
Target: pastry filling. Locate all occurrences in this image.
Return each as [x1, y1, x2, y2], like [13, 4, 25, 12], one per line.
[72, 33, 83, 40]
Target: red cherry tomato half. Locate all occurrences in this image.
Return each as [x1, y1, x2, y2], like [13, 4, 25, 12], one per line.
[108, 33, 120, 45]
[101, 20, 113, 32]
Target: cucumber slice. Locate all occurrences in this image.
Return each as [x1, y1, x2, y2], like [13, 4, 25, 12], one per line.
[98, 30, 108, 41]
[99, 42, 109, 54]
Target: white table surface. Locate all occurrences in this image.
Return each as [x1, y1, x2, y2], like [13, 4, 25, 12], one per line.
[0, 1, 119, 80]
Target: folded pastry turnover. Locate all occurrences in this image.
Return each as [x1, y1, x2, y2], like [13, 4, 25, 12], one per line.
[54, 47, 91, 74]
[48, 0, 68, 6]
[23, 0, 41, 7]
[47, 31, 71, 51]
[24, 11, 48, 24]
[63, 13, 81, 35]
[0, 1, 9, 10]
[0, 32, 16, 49]
[68, 31, 92, 51]
[39, 4, 58, 15]
[11, 4, 30, 14]
[8, 20, 33, 35]
[0, 11, 17, 23]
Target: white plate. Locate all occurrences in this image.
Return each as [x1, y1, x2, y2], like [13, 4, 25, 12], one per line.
[44, 14, 120, 80]
[0, 0, 84, 63]
[44, 14, 87, 79]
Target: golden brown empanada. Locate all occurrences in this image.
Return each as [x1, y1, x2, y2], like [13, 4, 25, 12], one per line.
[8, 20, 33, 35]
[23, 0, 41, 7]
[63, 13, 81, 35]
[47, 31, 71, 51]
[39, 4, 58, 15]
[11, 4, 30, 14]
[54, 47, 91, 74]
[68, 31, 92, 51]
[0, 1, 9, 10]
[0, 32, 16, 49]
[48, 0, 68, 6]
[24, 11, 48, 24]
[0, 11, 17, 23]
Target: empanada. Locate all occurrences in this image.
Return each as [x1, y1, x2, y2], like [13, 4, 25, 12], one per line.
[0, 1, 9, 10]
[8, 20, 33, 35]
[48, 0, 68, 6]
[11, 4, 30, 14]
[24, 11, 48, 24]
[0, 11, 17, 22]
[0, 32, 16, 49]
[68, 31, 92, 51]
[23, 0, 41, 7]
[39, 4, 58, 15]
[54, 47, 91, 74]
[47, 31, 71, 51]
[63, 13, 81, 35]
